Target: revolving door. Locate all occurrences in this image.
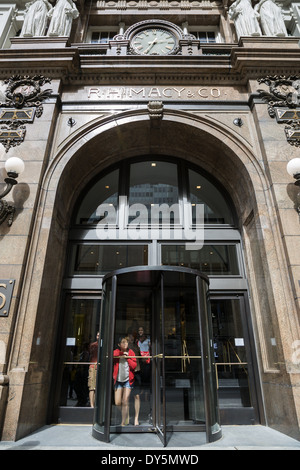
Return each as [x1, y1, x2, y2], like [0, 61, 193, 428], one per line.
[92, 266, 222, 446]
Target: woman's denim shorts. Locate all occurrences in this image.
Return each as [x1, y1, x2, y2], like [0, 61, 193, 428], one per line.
[114, 380, 132, 390]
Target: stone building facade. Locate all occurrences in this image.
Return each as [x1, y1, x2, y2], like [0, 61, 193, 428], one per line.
[0, 0, 300, 444]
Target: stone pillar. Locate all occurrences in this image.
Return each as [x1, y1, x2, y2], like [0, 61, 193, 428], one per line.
[0, 78, 61, 441]
[247, 76, 300, 438]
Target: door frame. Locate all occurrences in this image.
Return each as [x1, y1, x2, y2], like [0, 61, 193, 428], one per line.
[209, 291, 264, 425]
[50, 293, 102, 424]
[92, 265, 222, 446]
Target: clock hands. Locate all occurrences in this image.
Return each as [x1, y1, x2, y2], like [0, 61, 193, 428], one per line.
[144, 38, 172, 54]
[133, 29, 175, 55]
[144, 37, 158, 54]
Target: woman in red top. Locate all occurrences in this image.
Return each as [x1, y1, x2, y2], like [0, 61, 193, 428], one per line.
[113, 336, 137, 426]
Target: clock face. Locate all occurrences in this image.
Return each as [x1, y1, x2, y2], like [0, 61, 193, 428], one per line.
[132, 28, 176, 55]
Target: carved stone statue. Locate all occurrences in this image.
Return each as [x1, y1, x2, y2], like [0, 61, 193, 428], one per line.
[229, 0, 262, 38]
[20, 0, 52, 37]
[47, 0, 79, 37]
[255, 0, 288, 37]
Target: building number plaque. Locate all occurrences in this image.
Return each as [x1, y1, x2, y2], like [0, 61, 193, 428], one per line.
[0, 280, 15, 317]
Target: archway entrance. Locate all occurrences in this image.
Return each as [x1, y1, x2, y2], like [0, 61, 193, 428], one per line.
[53, 155, 262, 431]
[92, 266, 222, 446]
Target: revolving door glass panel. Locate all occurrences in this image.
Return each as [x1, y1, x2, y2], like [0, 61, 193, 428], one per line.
[92, 266, 222, 445]
[162, 272, 205, 429]
[93, 277, 115, 441]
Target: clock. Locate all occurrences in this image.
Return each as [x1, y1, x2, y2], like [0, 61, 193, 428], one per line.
[131, 28, 177, 55]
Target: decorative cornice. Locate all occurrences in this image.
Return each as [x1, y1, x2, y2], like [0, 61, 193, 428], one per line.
[95, 0, 221, 10]
[0, 38, 299, 86]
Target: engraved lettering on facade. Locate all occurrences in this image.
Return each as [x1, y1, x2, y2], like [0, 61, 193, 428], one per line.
[88, 88, 101, 99]
[87, 86, 225, 101]
[198, 88, 209, 98]
[211, 88, 221, 98]
[173, 88, 185, 98]
[162, 88, 173, 98]
[129, 88, 146, 98]
[148, 87, 161, 98]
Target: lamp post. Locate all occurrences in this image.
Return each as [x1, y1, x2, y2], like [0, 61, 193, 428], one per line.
[0, 157, 25, 226]
[287, 158, 300, 218]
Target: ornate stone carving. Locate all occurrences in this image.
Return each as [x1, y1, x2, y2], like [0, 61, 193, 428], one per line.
[148, 100, 164, 120]
[0, 75, 52, 152]
[21, 0, 53, 38]
[275, 109, 300, 122]
[148, 100, 164, 128]
[123, 19, 184, 56]
[229, 0, 262, 38]
[0, 126, 26, 153]
[47, 0, 79, 37]
[20, 0, 79, 39]
[96, 0, 217, 9]
[257, 75, 300, 118]
[254, 0, 287, 37]
[1, 75, 52, 115]
[285, 123, 300, 147]
[0, 199, 15, 226]
[258, 75, 300, 147]
[111, 19, 198, 56]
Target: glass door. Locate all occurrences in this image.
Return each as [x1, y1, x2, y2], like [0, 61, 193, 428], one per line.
[93, 266, 222, 446]
[210, 295, 261, 424]
[108, 271, 154, 433]
[151, 272, 166, 446]
[162, 272, 205, 434]
[94, 276, 116, 441]
[56, 294, 101, 423]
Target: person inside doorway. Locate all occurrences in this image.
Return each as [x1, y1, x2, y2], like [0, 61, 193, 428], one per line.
[127, 330, 142, 426]
[88, 331, 99, 408]
[113, 336, 137, 426]
[137, 326, 151, 420]
[137, 326, 151, 383]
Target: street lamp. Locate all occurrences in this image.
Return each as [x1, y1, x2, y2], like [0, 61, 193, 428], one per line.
[287, 158, 300, 217]
[0, 157, 25, 226]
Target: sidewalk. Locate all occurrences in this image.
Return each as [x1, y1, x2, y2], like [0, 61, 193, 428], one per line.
[0, 424, 300, 450]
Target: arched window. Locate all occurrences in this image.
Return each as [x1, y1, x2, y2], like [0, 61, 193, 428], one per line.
[76, 168, 119, 225]
[188, 168, 233, 224]
[68, 157, 240, 278]
[75, 157, 234, 227]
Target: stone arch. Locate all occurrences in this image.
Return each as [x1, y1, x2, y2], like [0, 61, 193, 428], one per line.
[10, 107, 300, 439]
[45, 108, 267, 228]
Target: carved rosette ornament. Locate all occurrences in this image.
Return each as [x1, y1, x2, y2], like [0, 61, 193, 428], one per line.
[257, 75, 300, 146]
[0, 75, 52, 152]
